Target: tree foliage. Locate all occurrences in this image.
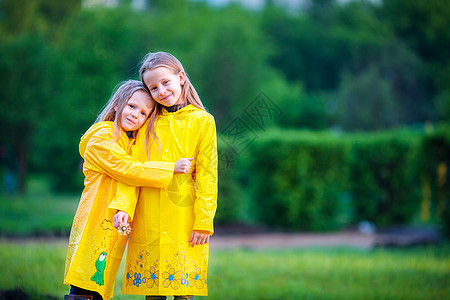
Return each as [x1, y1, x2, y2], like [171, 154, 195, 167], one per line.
[0, 0, 448, 193]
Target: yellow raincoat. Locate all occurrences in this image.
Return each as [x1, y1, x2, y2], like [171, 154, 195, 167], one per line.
[111, 104, 218, 296]
[64, 121, 175, 300]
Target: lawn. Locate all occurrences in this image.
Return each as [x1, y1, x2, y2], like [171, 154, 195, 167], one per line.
[0, 192, 448, 299]
[0, 193, 78, 237]
[0, 239, 448, 300]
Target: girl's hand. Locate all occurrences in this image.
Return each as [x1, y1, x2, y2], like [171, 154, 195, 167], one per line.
[189, 230, 210, 247]
[113, 211, 130, 229]
[174, 157, 194, 174]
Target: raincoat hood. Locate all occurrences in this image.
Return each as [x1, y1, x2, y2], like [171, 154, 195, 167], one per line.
[79, 121, 115, 158]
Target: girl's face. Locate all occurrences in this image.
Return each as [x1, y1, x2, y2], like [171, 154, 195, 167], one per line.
[118, 90, 153, 132]
[142, 66, 186, 107]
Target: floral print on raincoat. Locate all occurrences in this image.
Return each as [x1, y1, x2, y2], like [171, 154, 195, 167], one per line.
[111, 105, 218, 296]
[64, 121, 175, 300]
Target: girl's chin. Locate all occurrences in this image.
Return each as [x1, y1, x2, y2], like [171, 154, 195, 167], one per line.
[121, 124, 137, 131]
[157, 95, 179, 107]
[159, 102, 175, 107]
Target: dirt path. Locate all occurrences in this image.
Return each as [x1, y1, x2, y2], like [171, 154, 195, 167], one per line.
[210, 231, 375, 250]
[6, 226, 438, 249]
[2, 231, 375, 249]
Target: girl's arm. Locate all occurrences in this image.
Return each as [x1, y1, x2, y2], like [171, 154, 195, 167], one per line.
[192, 115, 218, 236]
[84, 128, 175, 188]
[109, 184, 138, 224]
[110, 159, 194, 224]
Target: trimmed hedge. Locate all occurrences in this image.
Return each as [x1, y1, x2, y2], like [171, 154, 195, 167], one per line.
[419, 124, 450, 237]
[215, 137, 248, 224]
[216, 126, 448, 232]
[347, 129, 422, 227]
[245, 129, 349, 231]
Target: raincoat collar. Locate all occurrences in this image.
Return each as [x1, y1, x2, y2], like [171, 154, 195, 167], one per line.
[160, 104, 200, 115]
[163, 103, 188, 113]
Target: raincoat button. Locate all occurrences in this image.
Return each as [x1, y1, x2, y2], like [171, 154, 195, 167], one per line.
[165, 149, 168, 152]
[163, 231, 167, 235]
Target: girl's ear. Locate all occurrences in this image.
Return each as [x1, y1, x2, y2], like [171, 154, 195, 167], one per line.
[179, 70, 186, 85]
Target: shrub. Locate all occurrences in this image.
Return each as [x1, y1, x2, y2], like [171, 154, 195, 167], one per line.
[246, 129, 349, 231]
[419, 123, 450, 238]
[215, 136, 254, 225]
[347, 129, 422, 227]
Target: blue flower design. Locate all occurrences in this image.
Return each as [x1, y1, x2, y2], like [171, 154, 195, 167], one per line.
[144, 265, 159, 288]
[189, 268, 206, 289]
[133, 272, 142, 287]
[181, 273, 189, 286]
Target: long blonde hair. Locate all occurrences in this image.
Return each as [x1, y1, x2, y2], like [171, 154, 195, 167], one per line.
[139, 52, 206, 154]
[95, 80, 152, 141]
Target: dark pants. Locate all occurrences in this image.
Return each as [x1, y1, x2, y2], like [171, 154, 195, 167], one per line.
[69, 285, 103, 300]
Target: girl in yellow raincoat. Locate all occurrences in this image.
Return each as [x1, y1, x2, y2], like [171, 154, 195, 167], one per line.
[112, 52, 218, 300]
[64, 80, 194, 300]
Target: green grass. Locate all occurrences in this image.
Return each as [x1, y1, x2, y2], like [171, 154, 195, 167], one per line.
[207, 247, 449, 300]
[1, 188, 448, 299]
[0, 193, 79, 237]
[0, 240, 448, 300]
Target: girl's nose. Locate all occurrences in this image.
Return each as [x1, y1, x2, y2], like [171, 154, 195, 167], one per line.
[159, 87, 166, 96]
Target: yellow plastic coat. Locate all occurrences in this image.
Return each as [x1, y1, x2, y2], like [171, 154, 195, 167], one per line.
[64, 121, 175, 300]
[111, 105, 218, 296]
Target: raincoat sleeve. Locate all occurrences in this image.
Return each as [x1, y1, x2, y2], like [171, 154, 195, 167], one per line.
[193, 114, 218, 235]
[109, 182, 140, 221]
[84, 128, 175, 188]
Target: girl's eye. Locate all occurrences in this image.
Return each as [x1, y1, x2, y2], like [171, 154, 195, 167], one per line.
[163, 80, 169, 85]
[141, 112, 146, 116]
[150, 87, 157, 91]
[128, 104, 134, 108]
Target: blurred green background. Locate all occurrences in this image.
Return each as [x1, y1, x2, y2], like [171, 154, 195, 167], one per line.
[0, 0, 449, 233]
[0, 0, 449, 299]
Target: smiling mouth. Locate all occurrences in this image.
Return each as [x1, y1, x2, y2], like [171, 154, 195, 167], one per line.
[126, 118, 135, 125]
[160, 94, 172, 102]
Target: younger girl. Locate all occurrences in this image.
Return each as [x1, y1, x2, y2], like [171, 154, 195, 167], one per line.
[64, 80, 193, 300]
[112, 52, 218, 299]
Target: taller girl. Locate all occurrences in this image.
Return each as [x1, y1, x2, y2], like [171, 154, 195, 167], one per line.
[113, 52, 218, 299]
